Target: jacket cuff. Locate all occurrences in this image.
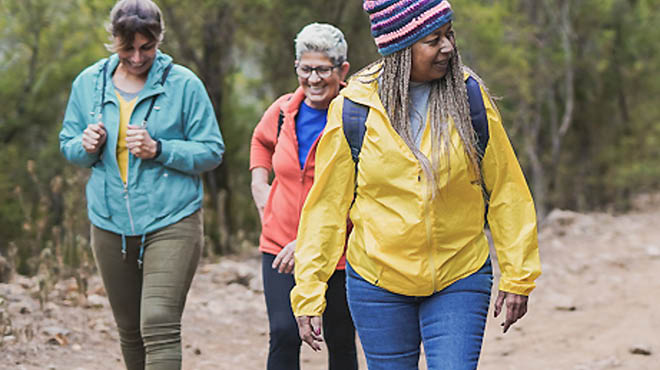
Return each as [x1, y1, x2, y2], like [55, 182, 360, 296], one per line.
[290, 282, 328, 316]
[498, 278, 536, 296]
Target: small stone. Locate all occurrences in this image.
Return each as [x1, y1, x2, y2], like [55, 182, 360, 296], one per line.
[630, 344, 652, 356]
[72, 343, 82, 351]
[85, 294, 107, 309]
[194, 348, 202, 355]
[644, 246, 660, 258]
[3, 335, 17, 343]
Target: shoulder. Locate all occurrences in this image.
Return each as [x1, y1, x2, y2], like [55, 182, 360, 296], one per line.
[166, 63, 206, 91]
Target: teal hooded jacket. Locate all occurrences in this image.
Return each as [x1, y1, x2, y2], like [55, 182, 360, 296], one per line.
[60, 51, 224, 236]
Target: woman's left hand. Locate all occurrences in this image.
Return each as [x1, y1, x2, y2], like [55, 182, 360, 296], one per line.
[494, 290, 528, 333]
[295, 315, 324, 351]
[126, 125, 158, 159]
[272, 240, 296, 274]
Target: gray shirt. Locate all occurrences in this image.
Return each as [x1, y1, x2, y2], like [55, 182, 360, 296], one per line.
[408, 81, 432, 148]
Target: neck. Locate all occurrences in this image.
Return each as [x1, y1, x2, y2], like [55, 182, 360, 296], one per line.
[114, 63, 148, 93]
[304, 98, 329, 110]
[118, 63, 148, 81]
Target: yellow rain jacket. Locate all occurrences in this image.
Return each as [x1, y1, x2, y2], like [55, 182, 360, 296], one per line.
[291, 67, 541, 316]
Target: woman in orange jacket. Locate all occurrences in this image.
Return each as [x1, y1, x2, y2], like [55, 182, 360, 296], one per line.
[249, 23, 357, 370]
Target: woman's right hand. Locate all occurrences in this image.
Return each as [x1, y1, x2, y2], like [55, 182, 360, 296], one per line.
[82, 122, 107, 153]
[250, 167, 271, 222]
[272, 240, 296, 274]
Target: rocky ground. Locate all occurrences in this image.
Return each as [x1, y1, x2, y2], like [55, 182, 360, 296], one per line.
[2, 196, 660, 370]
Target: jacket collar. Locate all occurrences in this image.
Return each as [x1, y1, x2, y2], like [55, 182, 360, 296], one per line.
[101, 50, 173, 103]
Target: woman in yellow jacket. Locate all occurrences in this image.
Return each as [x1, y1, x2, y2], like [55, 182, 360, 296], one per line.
[291, 1, 541, 369]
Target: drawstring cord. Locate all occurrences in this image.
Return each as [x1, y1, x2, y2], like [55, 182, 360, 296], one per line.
[121, 234, 127, 261]
[120, 233, 146, 269]
[137, 233, 146, 269]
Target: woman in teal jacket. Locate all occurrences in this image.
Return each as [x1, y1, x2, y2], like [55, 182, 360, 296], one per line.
[59, 1, 223, 369]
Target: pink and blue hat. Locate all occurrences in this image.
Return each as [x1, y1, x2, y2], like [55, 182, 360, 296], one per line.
[364, 0, 453, 56]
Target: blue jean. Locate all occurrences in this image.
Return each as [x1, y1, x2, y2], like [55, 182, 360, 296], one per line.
[346, 258, 493, 370]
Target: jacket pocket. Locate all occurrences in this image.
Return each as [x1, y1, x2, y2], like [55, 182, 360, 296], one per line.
[147, 169, 199, 219]
[86, 168, 110, 218]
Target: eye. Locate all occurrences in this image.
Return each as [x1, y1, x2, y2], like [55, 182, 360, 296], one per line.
[318, 66, 332, 73]
[425, 37, 440, 45]
[301, 66, 313, 73]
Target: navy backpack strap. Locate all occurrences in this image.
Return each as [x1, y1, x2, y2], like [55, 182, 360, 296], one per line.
[342, 97, 369, 208]
[465, 76, 489, 158]
[276, 110, 284, 138]
[142, 62, 173, 126]
[465, 76, 491, 224]
[275, 95, 293, 143]
[342, 98, 369, 166]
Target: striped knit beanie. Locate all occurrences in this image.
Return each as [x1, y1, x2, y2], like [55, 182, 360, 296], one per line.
[364, 0, 453, 56]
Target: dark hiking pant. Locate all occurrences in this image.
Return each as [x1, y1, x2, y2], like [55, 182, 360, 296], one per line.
[262, 252, 358, 370]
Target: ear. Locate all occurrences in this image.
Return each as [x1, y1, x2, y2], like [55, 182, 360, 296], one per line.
[339, 61, 350, 80]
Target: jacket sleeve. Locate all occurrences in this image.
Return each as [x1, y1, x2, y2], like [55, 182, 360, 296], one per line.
[481, 87, 541, 296]
[290, 96, 356, 316]
[59, 75, 101, 168]
[154, 76, 224, 175]
[249, 94, 292, 171]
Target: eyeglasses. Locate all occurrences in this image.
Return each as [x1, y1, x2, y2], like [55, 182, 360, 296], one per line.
[295, 64, 338, 79]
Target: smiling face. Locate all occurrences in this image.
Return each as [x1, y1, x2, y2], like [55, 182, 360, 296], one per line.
[410, 22, 455, 83]
[296, 51, 350, 110]
[116, 32, 158, 78]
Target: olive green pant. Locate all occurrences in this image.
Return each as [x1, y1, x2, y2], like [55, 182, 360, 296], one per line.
[91, 210, 202, 370]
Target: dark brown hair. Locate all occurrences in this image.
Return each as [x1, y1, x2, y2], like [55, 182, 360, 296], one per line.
[105, 0, 164, 52]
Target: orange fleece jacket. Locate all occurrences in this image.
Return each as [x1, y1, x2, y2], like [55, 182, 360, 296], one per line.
[250, 87, 347, 269]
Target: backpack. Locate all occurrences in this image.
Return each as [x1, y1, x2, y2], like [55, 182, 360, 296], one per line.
[342, 75, 489, 169]
[342, 76, 491, 219]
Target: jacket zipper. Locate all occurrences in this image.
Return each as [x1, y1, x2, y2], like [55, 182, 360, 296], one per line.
[421, 170, 436, 293]
[123, 181, 136, 234]
[120, 94, 142, 236]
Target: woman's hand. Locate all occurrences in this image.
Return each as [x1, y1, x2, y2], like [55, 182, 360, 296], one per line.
[82, 122, 107, 153]
[295, 315, 324, 351]
[250, 167, 271, 222]
[126, 125, 158, 159]
[494, 290, 529, 333]
[272, 240, 296, 274]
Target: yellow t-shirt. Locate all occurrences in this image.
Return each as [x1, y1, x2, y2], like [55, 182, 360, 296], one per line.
[115, 91, 138, 183]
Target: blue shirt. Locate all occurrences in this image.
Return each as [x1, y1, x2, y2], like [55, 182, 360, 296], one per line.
[296, 101, 327, 169]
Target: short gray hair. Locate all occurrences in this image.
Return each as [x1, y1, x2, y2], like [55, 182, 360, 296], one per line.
[294, 23, 348, 65]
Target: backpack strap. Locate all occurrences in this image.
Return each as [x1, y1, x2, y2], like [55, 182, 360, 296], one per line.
[275, 95, 293, 143]
[465, 76, 489, 159]
[342, 98, 369, 166]
[277, 109, 285, 138]
[464, 76, 491, 222]
[341, 98, 369, 207]
[142, 62, 173, 126]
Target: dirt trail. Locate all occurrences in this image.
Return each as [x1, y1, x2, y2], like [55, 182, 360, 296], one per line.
[2, 198, 659, 370]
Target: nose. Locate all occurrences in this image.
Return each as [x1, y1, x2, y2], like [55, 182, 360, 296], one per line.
[440, 35, 454, 54]
[307, 70, 322, 83]
[130, 50, 142, 64]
